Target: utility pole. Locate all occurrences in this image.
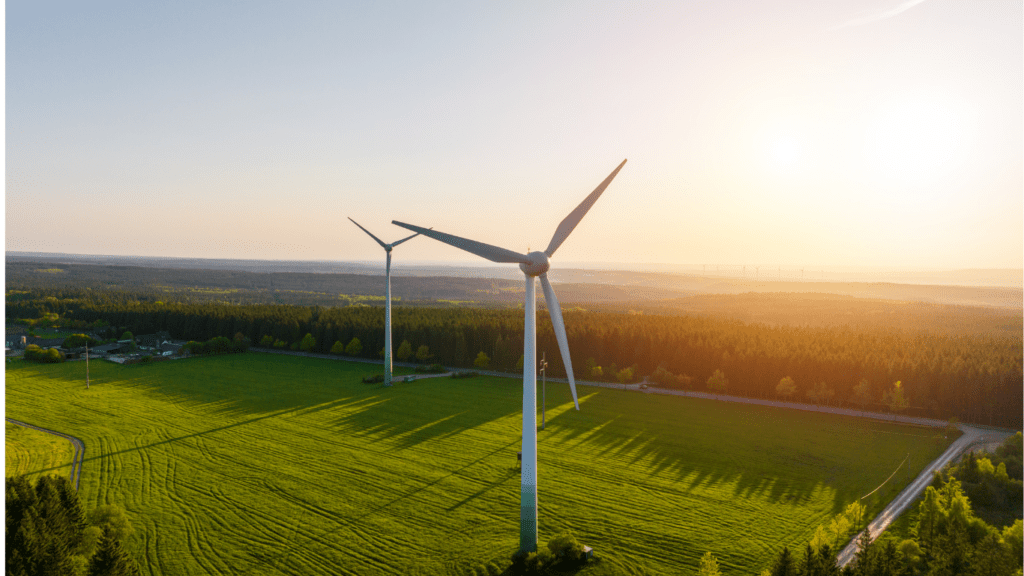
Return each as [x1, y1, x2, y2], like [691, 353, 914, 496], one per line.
[85, 342, 90, 390]
[539, 352, 548, 431]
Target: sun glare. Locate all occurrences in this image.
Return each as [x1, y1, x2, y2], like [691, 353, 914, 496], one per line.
[864, 99, 973, 182]
[769, 136, 801, 171]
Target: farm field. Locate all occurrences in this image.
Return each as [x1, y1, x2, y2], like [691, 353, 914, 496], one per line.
[5, 421, 77, 482]
[5, 353, 954, 575]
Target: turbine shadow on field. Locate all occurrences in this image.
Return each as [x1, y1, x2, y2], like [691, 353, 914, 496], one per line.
[77, 407, 296, 465]
[326, 376, 523, 450]
[539, 386, 877, 514]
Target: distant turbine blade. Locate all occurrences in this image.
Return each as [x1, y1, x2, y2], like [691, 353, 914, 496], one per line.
[545, 159, 627, 258]
[389, 231, 421, 247]
[348, 217, 388, 250]
[393, 221, 530, 264]
[540, 274, 579, 410]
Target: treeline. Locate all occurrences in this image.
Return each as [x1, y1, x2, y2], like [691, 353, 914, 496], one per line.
[750, 433, 1024, 576]
[6, 474, 141, 575]
[7, 290, 1022, 428]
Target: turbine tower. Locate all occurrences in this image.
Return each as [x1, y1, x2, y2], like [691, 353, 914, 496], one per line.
[393, 159, 626, 553]
[347, 218, 420, 387]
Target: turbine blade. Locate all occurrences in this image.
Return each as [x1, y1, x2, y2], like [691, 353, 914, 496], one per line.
[545, 159, 627, 258]
[540, 274, 579, 410]
[348, 217, 388, 250]
[392, 221, 530, 264]
[389, 231, 421, 247]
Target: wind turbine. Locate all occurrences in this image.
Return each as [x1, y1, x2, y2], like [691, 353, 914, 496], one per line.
[347, 217, 420, 387]
[393, 159, 626, 553]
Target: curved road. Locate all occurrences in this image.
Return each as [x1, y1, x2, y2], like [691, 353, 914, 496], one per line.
[834, 424, 1011, 567]
[6, 417, 85, 491]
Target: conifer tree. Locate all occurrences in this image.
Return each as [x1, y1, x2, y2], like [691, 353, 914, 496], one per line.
[87, 526, 141, 576]
[770, 546, 795, 576]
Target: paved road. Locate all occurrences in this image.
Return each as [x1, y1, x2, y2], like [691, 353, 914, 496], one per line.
[835, 424, 1013, 567]
[6, 417, 85, 491]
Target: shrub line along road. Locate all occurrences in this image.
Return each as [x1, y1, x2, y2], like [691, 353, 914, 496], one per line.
[5, 417, 85, 491]
[253, 348, 1015, 565]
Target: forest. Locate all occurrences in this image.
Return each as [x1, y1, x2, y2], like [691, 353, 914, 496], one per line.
[7, 288, 1021, 429]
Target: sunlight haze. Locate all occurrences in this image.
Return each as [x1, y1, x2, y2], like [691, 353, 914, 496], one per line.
[6, 1, 1021, 269]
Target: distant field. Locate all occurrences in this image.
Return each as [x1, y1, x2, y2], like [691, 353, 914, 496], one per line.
[5, 354, 953, 575]
[5, 421, 76, 482]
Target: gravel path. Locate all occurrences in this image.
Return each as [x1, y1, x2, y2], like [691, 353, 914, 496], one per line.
[5, 417, 85, 491]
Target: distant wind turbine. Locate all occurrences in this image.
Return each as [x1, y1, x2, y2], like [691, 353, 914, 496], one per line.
[348, 217, 420, 387]
[393, 159, 627, 553]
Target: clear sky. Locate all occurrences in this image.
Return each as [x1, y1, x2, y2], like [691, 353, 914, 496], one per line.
[6, 1, 1022, 269]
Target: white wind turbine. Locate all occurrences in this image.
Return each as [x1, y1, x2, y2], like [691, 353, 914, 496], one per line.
[393, 159, 626, 553]
[348, 218, 420, 387]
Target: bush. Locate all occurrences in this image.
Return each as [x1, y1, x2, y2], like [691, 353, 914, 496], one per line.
[507, 531, 589, 575]
[24, 344, 64, 363]
[181, 336, 249, 357]
[362, 374, 385, 384]
[616, 366, 635, 385]
[707, 369, 728, 392]
[344, 337, 363, 356]
[62, 333, 100, 349]
[648, 365, 676, 387]
[547, 531, 585, 562]
[299, 333, 316, 352]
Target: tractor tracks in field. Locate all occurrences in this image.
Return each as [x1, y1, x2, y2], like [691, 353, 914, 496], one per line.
[5, 417, 85, 491]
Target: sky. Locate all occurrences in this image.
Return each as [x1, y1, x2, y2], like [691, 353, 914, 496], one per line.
[6, 1, 1022, 269]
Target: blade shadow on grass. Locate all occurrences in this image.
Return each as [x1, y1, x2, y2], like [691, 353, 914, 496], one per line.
[355, 438, 522, 521]
[537, 386, 933, 515]
[327, 376, 523, 450]
[77, 407, 298, 466]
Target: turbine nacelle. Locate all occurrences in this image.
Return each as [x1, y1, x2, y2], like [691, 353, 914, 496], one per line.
[519, 251, 550, 277]
[390, 159, 627, 554]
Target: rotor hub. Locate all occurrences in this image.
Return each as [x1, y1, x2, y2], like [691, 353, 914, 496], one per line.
[519, 251, 550, 277]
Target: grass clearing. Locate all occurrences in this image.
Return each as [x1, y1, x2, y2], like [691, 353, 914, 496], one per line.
[5, 421, 77, 482]
[5, 353, 953, 575]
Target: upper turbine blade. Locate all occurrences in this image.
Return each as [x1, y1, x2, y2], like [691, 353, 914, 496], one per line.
[389, 231, 421, 247]
[392, 221, 531, 264]
[540, 274, 579, 410]
[544, 159, 627, 258]
[348, 217, 389, 250]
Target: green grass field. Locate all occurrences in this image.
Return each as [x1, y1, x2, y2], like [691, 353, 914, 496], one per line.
[5, 353, 954, 575]
[5, 421, 77, 482]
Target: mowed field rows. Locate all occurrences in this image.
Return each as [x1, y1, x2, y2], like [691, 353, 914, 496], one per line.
[5, 421, 77, 483]
[5, 353, 953, 575]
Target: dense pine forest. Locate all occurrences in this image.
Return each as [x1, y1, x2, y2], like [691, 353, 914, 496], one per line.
[8, 288, 1021, 429]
